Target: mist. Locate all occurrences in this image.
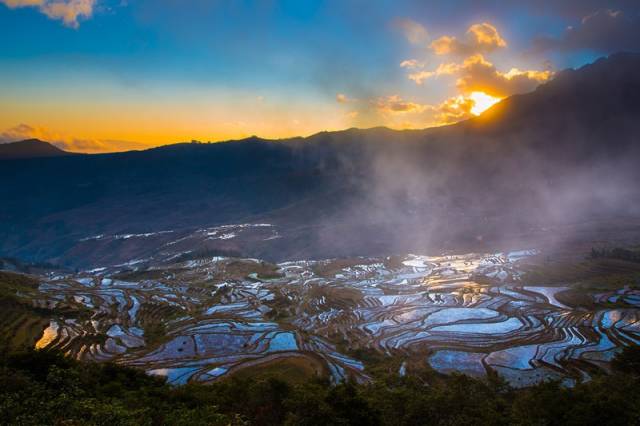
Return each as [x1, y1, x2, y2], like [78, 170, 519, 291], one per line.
[1, 53, 639, 268]
[303, 53, 640, 259]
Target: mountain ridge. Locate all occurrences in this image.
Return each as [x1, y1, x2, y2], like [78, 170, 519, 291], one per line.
[0, 138, 74, 159]
[1, 52, 639, 267]
[4, 52, 637, 159]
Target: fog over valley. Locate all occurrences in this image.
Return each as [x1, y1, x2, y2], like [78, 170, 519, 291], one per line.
[2, 2, 640, 424]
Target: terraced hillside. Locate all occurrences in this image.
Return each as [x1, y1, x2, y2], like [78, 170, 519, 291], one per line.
[15, 246, 640, 388]
[0, 271, 90, 353]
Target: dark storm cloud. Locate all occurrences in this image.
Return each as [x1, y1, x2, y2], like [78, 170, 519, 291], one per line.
[396, 1, 640, 58]
[406, 0, 640, 17]
[532, 9, 640, 53]
[529, 0, 640, 16]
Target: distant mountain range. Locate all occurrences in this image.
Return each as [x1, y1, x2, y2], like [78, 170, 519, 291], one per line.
[2, 52, 640, 268]
[0, 138, 73, 159]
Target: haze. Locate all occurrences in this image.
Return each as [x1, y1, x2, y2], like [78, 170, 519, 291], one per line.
[2, 2, 640, 424]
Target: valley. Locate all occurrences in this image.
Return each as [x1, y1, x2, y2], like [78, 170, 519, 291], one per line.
[20, 236, 640, 387]
[3, 5, 640, 422]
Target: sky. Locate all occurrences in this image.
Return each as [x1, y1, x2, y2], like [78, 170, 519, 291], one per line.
[1, 0, 639, 153]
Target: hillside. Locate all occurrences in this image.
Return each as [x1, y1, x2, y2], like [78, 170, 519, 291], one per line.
[0, 53, 639, 268]
[2, 346, 640, 425]
[0, 139, 73, 159]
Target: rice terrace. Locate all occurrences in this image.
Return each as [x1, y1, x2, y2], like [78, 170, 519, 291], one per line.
[2, 0, 640, 424]
[11, 227, 640, 388]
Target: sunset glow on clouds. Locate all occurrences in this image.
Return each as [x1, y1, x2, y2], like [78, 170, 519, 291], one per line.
[0, 0, 638, 152]
[1, 0, 94, 28]
[395, 23, 551, 123]
[335, 20, 553, 129]
[430, 23, 507, 56]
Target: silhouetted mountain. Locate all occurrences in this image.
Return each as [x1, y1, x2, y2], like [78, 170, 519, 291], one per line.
[1, 53, 639, 268]
[0, 139, 73, 159]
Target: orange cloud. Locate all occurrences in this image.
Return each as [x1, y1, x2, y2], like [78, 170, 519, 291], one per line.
[406, 52, 553, 97]
[401, 21, 552, 106]
[426, 95, 476, 125]
[2, 0, 41, 5]
[0, 123, 149, 153]
[344, 92, 491, 130]
[1, 0, 95, 28]
[455, 54, 553, 97]
[430, 36, 459, 55]
[430, 22, 507, 55]
[408, 62, 460, 84]
[336, 93, 355, 104]
[374, 95, 427, 114]
[467, 23, 507, 49]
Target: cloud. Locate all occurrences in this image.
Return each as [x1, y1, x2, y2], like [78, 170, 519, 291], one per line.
[430, 95, 476, 125]
[399, 20, 552, 101]
[1, 0, 96, 28]
[342, 92, 485, 129]
[374, 95, 428, 114]
[408, 54, 553, 97]
[2, 0, 41, 6]
[395, 18, 429, 45]
[454, 55, 553, 97]
[55, 138, 149, 153]
[399, 59, 423, 69]
[0, 123, 53, 143]
[0, 123, 147, 153]
[395, 20, 552, 127]
[430, 23, 507, 55]
[521, 0, 640, 17]
[532, 9, 640, 53]
[408, 62, 460, 84]
[336, 93, 355, 104]
[467, 23, 507, 48]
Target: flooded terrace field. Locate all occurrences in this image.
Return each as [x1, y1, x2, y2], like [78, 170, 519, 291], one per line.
[32, 249, 640, 387]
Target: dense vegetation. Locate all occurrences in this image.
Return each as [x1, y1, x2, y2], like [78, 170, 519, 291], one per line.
[1, 346, 639, 425]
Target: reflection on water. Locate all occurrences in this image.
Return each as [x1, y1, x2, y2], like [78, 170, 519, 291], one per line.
[36, 321, 59, 349]
[29, 249, 640, 386]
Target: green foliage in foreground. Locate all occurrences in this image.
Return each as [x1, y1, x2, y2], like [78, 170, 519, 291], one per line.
[1, 347, 640, 426]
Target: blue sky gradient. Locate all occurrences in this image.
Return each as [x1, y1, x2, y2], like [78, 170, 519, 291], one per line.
[1, 0, 638, 151]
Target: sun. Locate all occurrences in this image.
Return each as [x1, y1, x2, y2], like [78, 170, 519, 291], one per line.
[469, 91, 502, 116]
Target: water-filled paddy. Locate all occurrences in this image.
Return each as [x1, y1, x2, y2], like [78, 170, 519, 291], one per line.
[32, 249, 640, 386]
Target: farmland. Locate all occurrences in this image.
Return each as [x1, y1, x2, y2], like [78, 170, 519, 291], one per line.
[12, 244, 638, 387]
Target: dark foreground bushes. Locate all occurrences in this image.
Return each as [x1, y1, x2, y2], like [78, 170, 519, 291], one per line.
[1, 347, 640, 425]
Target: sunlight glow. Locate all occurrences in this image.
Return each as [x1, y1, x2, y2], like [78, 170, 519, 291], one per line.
[469, 91, 502, 115]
